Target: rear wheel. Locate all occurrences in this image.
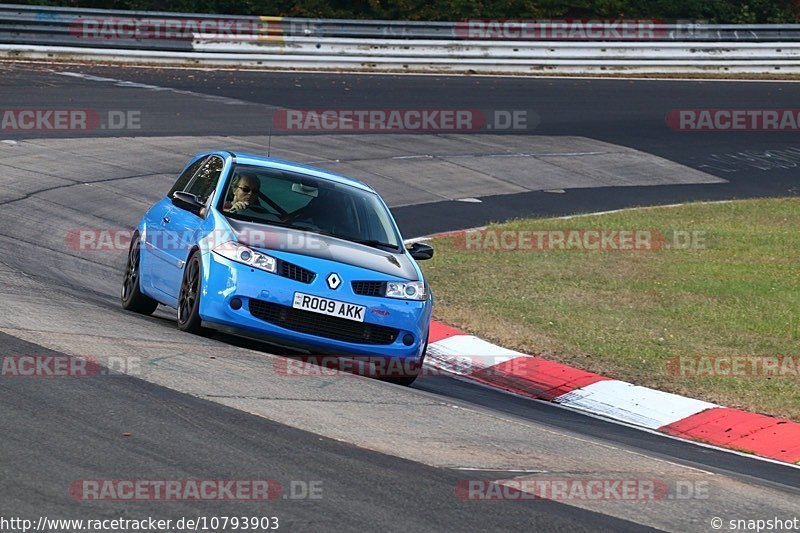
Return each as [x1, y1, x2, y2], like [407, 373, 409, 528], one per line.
[177, 251, 210, 335]
[121, 234, 158, 315]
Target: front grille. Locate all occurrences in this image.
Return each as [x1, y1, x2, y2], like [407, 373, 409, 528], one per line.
[278, 260, 315, 284]
[352, 281, 386, 297]
[249, 299, 398, 345]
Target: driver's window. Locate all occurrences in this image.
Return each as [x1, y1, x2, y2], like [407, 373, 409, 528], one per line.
[186, 156, 223, 204]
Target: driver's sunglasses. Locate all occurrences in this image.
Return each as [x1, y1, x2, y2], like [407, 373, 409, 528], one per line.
[237, 185, 256, 194]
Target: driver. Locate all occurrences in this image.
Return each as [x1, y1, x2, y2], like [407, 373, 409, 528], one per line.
[224, 172, 261, 214]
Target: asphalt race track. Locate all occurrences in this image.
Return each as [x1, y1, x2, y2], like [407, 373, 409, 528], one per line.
[1, 62, 799, 532]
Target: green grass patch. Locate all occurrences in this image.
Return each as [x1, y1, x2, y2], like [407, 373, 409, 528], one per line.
[422, 198, 800, 421]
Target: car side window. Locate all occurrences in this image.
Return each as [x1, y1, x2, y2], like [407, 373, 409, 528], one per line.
[168, 156, 207, 197]
[186, 156, 224, 204]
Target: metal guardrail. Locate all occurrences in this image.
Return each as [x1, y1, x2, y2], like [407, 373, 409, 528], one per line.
[2, 4, 800, 73]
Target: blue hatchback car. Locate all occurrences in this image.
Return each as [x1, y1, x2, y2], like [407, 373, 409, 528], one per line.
[122, 151, 434, 385]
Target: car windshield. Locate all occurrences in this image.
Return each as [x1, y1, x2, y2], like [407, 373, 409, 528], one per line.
[219, 164, 400, 250]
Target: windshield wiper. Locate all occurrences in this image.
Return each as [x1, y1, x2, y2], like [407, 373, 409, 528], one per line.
[352, 239, 400, 251]
[224, 212, 263, 224]
[297, 229, 399, 251]
[225, 214, 304, 231]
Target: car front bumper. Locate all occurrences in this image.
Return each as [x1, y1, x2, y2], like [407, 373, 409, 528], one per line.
[198, 251, 431, 360]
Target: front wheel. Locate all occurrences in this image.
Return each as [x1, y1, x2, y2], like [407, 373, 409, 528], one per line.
[381, 337, 428, 387]
[177, 251, 210, 335]
[121, 234, 159, 315]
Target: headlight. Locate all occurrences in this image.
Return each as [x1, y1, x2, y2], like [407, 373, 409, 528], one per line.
[212, 241, 276, 273]
[386, 281, 427, 301]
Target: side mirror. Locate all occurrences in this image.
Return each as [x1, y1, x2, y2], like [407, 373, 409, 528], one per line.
[408, 242, 434, 261]
[172, 191, 204, 215]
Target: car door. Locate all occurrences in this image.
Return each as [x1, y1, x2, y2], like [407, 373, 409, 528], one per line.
[160, 155, 225, 298]
[142, 155, 208, 298]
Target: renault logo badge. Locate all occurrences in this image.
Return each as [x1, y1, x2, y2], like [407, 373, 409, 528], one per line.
[326, 273, 341, 290]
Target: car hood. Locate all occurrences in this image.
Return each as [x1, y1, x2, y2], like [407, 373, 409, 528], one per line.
[227, 219, 419, 280]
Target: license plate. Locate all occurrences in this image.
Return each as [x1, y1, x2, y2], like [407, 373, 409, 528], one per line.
[292, 292, 366, 322]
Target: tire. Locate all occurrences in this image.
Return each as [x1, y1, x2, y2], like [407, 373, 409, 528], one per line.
[381, 336, 428, 387]
[177, 251, 210, 335]
[383, 374, 419, 387]
[121, 234, 159, 315]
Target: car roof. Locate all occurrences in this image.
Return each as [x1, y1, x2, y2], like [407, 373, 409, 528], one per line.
[227, 152, 376, 194]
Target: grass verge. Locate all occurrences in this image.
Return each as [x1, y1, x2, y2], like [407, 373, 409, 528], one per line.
[421, 198, 800, 421]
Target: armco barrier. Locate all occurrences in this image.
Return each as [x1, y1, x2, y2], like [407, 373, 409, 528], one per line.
[2, 4, 800, 73]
